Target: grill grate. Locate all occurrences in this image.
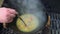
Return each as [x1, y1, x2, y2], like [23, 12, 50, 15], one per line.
[48, 13, 60, 34]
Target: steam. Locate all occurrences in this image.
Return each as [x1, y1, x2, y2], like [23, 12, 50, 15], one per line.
[21, 0, 46, 31]
[21, 0, 46, 22]
[21, 0, 44, 14]
[19, 0, 46, 29]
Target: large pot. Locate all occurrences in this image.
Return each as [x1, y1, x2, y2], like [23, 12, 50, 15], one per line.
[2, 0, 48, 34]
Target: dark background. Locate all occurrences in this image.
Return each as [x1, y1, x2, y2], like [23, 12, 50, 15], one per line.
[41, 0, 60, 13]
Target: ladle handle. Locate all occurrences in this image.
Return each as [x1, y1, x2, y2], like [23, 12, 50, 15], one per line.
[17, 14, 27, 26]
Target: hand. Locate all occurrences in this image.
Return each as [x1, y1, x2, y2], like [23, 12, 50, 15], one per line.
[0, 7, 18, 23]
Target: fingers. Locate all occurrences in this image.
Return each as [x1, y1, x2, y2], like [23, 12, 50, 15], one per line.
[7, 8, 18, 15]
[6, 13, 16, 23]
[6, 15, 14, 23]
[8, 18, 13, 23]
[0, 7, 18, 23]
[0, 7, 18, 14]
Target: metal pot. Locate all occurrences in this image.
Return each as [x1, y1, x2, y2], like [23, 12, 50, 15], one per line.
[2, 0, 48, 34]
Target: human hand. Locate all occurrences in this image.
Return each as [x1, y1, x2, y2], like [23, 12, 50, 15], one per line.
[0, 7, 18, 23]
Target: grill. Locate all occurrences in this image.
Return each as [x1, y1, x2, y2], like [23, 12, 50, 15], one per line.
[50, 13, 60, 34]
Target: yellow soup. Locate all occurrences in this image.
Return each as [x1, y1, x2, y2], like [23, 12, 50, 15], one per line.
[16, 14, 39, 32]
